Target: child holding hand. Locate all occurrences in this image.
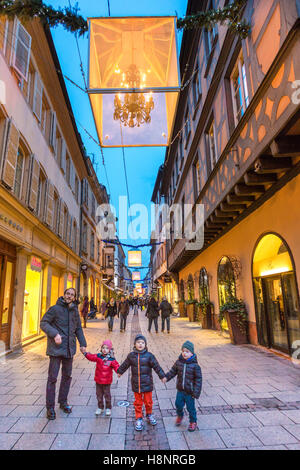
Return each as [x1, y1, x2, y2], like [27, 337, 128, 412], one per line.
[163, 340, 202, 432]
[117, 334, 165, 431]
[82, 339, 119, 416]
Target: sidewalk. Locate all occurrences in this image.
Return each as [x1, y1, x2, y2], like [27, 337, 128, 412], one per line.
[0, 309, 300, 450]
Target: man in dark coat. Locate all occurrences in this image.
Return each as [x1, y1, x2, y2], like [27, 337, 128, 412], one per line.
[159, 296, 173, 333]
[146, 297, 159, 333]
[40, 288, 87, 420]
[117, 334, 165, 431]
[118, 296, 129, 332]
[163, 340, 202, 432]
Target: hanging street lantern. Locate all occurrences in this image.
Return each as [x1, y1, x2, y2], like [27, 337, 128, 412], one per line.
[87, 16, 181, 147]
[128, 250, 142, 267]
[132, 271, 141, 281]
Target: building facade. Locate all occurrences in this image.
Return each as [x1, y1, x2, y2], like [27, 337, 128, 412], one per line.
[152, 0, 300, 358]
[0, 16, 111, 352]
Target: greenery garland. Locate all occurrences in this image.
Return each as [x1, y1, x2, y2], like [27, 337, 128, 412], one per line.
[0, 0, 88, 36]
[219, 297, 248, 333]
[177, 0, 250, 39]
[0, 0, 250, 39]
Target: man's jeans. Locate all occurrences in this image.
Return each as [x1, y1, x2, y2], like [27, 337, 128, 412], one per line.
[161, 316, 170, 332]
[107, 316, 114, 330]
[120, 315, 127, 330]
[175, 391, 197, 423]
[46, 356, 73, 409]
[148, 317, 158, 332]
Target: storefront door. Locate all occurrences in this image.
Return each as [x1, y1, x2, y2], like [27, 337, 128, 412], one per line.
[0, 254, 15, 349]
[262, 276, 289, 353]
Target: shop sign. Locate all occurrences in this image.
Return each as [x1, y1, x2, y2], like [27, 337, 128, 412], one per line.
[31, 256, 42, 272]
[164, 274, 172, 283]
[0, 213, 23, 233]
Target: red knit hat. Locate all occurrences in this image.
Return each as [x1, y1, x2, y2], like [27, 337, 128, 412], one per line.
[102, 339, 113, 349]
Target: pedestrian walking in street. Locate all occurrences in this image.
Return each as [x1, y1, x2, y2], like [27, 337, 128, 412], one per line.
[100, 299, 107, 320]
[106, 298, 118, 332]
[163, 340, 202, 432]
[159, 296, 173, 334]
[117, 334, 165, 431]
[146, 297, 159, 333]
[118, 295, 129, 332]
[81, 339, 119, 416]
[40, 288, 87, 420]
[88, 297, 97, 319]
[133, 297, 138, 315]
[80, 296, 89, 328]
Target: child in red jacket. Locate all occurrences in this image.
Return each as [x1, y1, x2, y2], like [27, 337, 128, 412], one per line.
[82, 339, 119, 416]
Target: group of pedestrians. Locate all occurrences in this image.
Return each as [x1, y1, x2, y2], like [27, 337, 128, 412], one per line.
[40, 288, 202, 433]
[146, 296, 173, 334]
[80, 296, 98, 328]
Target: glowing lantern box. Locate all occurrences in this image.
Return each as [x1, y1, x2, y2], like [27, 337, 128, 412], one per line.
[132, 271, 141, 281]
[88, 16, 181, 147]
[128, 250, 142, 267]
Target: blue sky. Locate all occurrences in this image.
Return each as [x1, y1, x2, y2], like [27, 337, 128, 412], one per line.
[48, 0, 188, 272]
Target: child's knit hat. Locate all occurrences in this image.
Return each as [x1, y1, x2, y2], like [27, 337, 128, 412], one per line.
[182, 340, 194, 354]
[102, 339, 113, 350]
[134, 334, 147, 345]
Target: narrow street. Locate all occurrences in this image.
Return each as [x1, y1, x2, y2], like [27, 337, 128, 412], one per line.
[1, 309, 300, 450]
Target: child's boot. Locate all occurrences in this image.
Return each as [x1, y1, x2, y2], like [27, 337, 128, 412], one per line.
[146, 414, 157, 426]
[135, 418, 144, 431]
[175, 415, 183, 426]
[95, 408, 102, 416]
[188, 422, 198, 432]
[105, 408, 111, 416]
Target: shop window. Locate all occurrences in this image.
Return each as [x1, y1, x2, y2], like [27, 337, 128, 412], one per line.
[13, 146, 24, 199]
[199, 268, 209, 302]
[253, 233, 300, 356]
[187, 274, 195, 300]
[231, 51, 249, 125]
[23, 260, 42, 339]
[217, 256, 236, 306]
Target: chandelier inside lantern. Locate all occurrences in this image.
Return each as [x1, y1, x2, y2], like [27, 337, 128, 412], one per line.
[113, 65, 154, 128]
[87, 16, 181, 147]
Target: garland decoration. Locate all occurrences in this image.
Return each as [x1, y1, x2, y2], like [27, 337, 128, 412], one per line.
[0, 0, 250, 39]
[0, 0, 88, 36]
[177, 0, 250, 39]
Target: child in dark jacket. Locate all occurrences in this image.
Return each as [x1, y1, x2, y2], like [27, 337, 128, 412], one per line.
[163, 340, 202, 432]
[82, 339, 119, 416]
[117, 334, 165, 431]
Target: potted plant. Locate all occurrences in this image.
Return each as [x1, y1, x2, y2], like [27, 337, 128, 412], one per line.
[185, 299, 198, 322]
[219, 298, 248, 344]
[197, 299, 213, 329]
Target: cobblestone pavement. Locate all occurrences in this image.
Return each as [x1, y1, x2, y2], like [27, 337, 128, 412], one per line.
[1, 309, 300, 450]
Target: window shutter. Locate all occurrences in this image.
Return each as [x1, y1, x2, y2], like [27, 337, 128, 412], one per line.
[12, 19, 31, 82]
[69, 216, 73, 247]
[33, 72, 43, 122]
[49, 111, 57, 151]
[58, 199, 64, 238]
[2, 119, 19, 189]
[46, 182, 54, 228]
[70, 162, 76, 193]
[27, 155, 40, 211]
[60, 139, 66, 174]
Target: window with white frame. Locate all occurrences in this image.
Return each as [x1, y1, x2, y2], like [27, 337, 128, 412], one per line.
[192, 62, 202, 104]
[204, 1, 218, 59]
[184, 105, 191, 144]
[231, 52, 250, 125]
[206, 119, 217, 170]
[12, 19, 31, 82]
